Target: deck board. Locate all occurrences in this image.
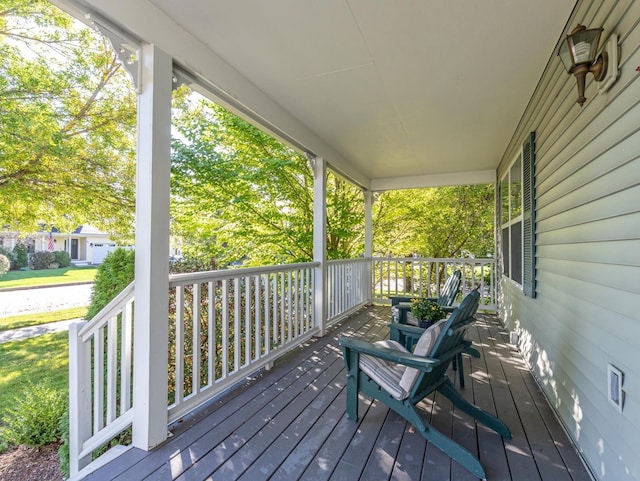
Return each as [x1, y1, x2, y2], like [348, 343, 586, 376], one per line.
[84, 306, 592, 481]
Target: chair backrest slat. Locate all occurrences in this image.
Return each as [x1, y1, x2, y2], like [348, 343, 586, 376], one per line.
[436, 270, 462, 307]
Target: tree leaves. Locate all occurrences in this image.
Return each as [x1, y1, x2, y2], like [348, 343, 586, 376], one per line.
[0, 0, 135, 237]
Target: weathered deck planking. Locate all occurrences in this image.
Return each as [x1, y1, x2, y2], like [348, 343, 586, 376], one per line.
[84, 306, 592, 481]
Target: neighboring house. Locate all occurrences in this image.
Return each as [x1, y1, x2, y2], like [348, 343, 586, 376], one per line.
[0, 225, 127, 265]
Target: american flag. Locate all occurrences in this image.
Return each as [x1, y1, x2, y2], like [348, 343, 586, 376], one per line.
[48, 232, 54, 252]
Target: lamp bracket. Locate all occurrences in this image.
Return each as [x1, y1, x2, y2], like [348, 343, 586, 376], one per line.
[599, 34, 619, 93]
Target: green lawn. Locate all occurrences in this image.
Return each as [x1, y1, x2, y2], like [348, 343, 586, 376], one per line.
[0, 331, 68, 420]
[0, 266, 97, 289]
[0, 307, 88, 332]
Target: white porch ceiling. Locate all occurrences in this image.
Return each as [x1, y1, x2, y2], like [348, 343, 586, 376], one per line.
[54, 0, 577, 190]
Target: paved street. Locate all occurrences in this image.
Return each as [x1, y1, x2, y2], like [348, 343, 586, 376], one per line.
[0, 283, 93, 317]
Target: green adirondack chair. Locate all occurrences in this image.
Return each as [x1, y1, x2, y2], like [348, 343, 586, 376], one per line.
[389, 285, 481, 388]
[390, 269, 462, 325]
[339, 290, 510, 480]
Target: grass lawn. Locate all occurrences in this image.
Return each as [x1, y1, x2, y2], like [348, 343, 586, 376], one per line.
[0, 307, 88, 332]
[0, 266, 97, 289]
[0, 331, 68, 421]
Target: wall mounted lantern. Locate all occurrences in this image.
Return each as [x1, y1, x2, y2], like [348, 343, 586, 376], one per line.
[558, 24, 616, 106]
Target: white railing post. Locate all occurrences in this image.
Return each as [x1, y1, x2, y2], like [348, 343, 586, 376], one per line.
[363, 190, 374, 304]
[68, 322, 92, 476]
[309, 154, 327, 336]
[132, 43, 172, 450]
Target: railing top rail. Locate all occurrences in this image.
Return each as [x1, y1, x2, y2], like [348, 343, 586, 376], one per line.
[327, 257, 371, 266]
[168, 261, 320, 287]
[77, 281, 135, 339]
[374, 256, 495, 263]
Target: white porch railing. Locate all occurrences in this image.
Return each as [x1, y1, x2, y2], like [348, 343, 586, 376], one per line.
[68, 282, 135, 477]
[372, 257, 497, 310]
[326, 257, 370, 326]
[68, 256, 495, 476]
[166, 262, 318, 422]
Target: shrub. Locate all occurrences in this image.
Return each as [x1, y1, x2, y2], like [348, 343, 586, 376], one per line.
[0, 247, 14, 269]
[0, 382, 67, 448]
[87, 248, 135, 320]
[32, 251, 56, 270]
[12, 243, 28, 269]
[0, 254, 9, 275]
[53, 250, 72, 268]
[58, 406, 70, 478]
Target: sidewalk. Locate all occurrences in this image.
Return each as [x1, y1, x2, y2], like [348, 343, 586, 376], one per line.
[0, 318, 84, 344]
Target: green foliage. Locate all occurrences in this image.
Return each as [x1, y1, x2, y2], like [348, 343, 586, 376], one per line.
[58, 405, 70, 478]
[86, 248, 134, 319]
[12, 243, 28, 269]
[31, 250, 55, 270]
[411, 298, 446, 323]
[0, 247, 14, 269]
[0, 254, 9, 275]
[374, 185, 495, 258]
[53, 250, 71, 268]
[170, 89, 364, 267]
[0, 0, 136, 237]
[0, 381, 66, 448]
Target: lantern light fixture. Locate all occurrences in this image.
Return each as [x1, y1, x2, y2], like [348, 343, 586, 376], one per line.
[558, 24, 614, 107]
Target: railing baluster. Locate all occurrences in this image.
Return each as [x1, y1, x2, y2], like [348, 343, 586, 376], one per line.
[208, 281, 215, 387]
[121, 301, 132, 412]
[106, 317, 118, 423]
[221, 279, 229, 379]
[233, 277, 241, 373]
[94, 328, 104, 432]
[255, 275, 261, 360]
[192, 283, 201, 396]
[175, 286, 184, 405]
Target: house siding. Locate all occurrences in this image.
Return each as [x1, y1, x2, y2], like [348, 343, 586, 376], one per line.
[497, 1, 640, 480]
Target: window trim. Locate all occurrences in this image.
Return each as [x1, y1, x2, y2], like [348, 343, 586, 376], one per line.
[500, 132, 536, 297]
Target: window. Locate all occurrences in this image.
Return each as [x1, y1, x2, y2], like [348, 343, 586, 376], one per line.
[500, 132, 535, 297]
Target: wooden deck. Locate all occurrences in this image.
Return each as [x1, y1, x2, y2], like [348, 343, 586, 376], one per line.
[84, 306, 592, 481]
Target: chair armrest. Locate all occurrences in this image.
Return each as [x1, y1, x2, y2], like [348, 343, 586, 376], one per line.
[389, 295, 414, 306]
[338, 337, 440, 371]
[388, 322, 425, 338]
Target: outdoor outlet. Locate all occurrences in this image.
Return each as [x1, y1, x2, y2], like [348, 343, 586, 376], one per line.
[509, 331, 519, 345]
[607, 364, 624, 412]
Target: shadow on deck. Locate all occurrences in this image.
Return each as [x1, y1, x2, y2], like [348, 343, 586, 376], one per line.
[84, 306, 591, 481]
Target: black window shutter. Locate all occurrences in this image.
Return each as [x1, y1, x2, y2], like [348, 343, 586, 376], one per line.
[522, 132, 536, 298]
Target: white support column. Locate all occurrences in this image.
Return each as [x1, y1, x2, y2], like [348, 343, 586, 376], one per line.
[308, 154, 327, 336]
[363, 189, 374, 304]
[132, 43, 172, 450]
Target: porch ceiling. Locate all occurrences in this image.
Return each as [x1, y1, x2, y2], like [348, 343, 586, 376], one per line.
[55, 0, 576, 189]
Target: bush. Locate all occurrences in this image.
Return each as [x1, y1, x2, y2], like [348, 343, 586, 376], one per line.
[87, 248, 135, 320]
[58, 406, 70, 479]
[0, 247, 14, 269]
[0, 254, 9, 275]
[53, 250, 71, 268]
[31, 251, 56, 270]
[12, 243, 28, 269]
[0, 382, 67, 448]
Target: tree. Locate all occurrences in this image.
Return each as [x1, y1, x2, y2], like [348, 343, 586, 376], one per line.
[0, 0, 136, 237]
[170, 89, 364, 266]
[373, 185, 495, 258]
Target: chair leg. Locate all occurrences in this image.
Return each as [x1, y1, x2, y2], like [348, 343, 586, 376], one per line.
[457, 353, 465, 388]
[439, 380, 512, 439]
[408, 406, 487, 480]
[343, 348, 360, 421]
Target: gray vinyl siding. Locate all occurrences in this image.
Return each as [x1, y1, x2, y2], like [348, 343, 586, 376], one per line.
[497, 1, 640, 480]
